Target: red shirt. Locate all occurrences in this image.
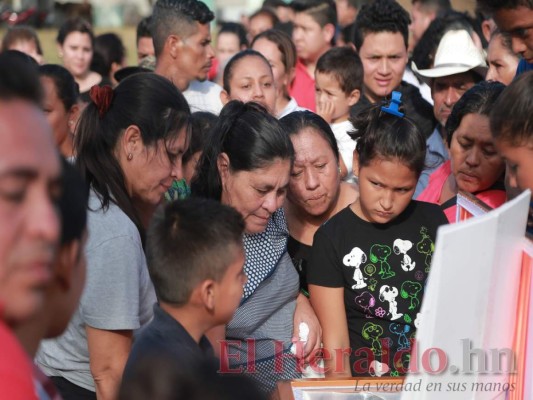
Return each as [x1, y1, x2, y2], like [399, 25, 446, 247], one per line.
[0, 321, 37, 399]
[289, 60, 316, 112]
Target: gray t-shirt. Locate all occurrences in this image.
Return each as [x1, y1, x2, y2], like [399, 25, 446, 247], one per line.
[36, 190, 156, 391]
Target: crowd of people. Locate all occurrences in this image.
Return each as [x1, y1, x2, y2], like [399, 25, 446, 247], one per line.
[0, 0, 532, 398]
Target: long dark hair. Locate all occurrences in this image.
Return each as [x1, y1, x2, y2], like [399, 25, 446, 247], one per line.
[191, 100, 294, 200]
[75, 73, 190, 239]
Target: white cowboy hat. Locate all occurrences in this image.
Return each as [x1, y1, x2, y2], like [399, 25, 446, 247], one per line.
[412, 29, 487, 84]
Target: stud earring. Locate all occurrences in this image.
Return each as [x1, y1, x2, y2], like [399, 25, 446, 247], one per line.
[68, 120, 74, 126]
[127, 153, 133, 161]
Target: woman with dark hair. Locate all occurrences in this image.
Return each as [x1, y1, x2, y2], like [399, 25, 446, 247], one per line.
[280, 111, 357, 293]
[308, 98, 448, 377]
[91, 33, 127, 87]
[39, 64, 81, 159]
[36, 73, 191, 400]
[56, 17, 102, 100]
[220, 49, 277, 114]
[191, 101, 320, 393]
[418, 81, 506, 222]
[252, 29, 305, 118]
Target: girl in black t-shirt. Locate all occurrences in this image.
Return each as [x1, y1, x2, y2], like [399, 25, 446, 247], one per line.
[308, 96, 448, 378]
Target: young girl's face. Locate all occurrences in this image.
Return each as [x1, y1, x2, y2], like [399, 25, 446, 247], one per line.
[222, 55, 277, 113]
[352, 156, 417, 224]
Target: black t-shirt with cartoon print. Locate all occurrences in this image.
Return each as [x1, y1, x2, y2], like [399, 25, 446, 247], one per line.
[307, 200, 448, 377]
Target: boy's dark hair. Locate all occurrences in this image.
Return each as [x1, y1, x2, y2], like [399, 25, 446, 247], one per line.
[316, 47, 363, 94]
[191, 101, 294, 200]
[57, 17, 95, 46]
[349, 104, 426, 177]
[39, 64, 80, 111]
[91, 33, 126, 78]
[477, 0, 533, 13]
[354, 0, 411, 50]
[490, 71, 533, 146]
[1, 26, 43, 56]
[222, 49, 271, 93]
[291, 0, 337, 29]
[146, 197, 245, 305]
[280, 110, 340, 163]
[0, 50, 42, 104]
[136, 16, 152, 42]
[151, 0, 214, 57]
[184, 111, 218, 164]
[445, 80, 506, 147]
[218, 22, 248, 48]
[59, 158, 89, 245]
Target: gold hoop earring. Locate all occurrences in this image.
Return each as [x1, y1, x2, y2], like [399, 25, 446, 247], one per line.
[127, 153, 133, 161]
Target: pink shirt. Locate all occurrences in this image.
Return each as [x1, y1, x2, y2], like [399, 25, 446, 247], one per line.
[418, 160, 506, 223]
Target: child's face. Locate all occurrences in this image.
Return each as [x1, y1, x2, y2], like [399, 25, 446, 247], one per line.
[495, 139, 533, 195]
[315, 71, 359, 124]
[214, 244, 246, 324]
[449, 113, 504, 194]
[292, 13, 331, 62]
[352, 157, 417, 224]
[357, 31, 407, 103]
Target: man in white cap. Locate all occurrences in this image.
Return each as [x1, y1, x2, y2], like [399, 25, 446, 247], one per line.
[412, 29, 487, 197]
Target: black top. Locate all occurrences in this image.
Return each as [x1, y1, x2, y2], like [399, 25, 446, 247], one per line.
[122, 303, 216, 381]
[308, 201, 448, 377]
[288, 235, 312, 294]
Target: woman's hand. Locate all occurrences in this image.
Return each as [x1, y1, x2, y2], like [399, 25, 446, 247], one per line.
[292, 293, 322, 361]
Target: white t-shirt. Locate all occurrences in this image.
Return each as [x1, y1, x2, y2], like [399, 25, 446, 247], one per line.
[331, 120, 357, 182]
[277, 97, 308, 119]
[183, 80, 224, 115]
